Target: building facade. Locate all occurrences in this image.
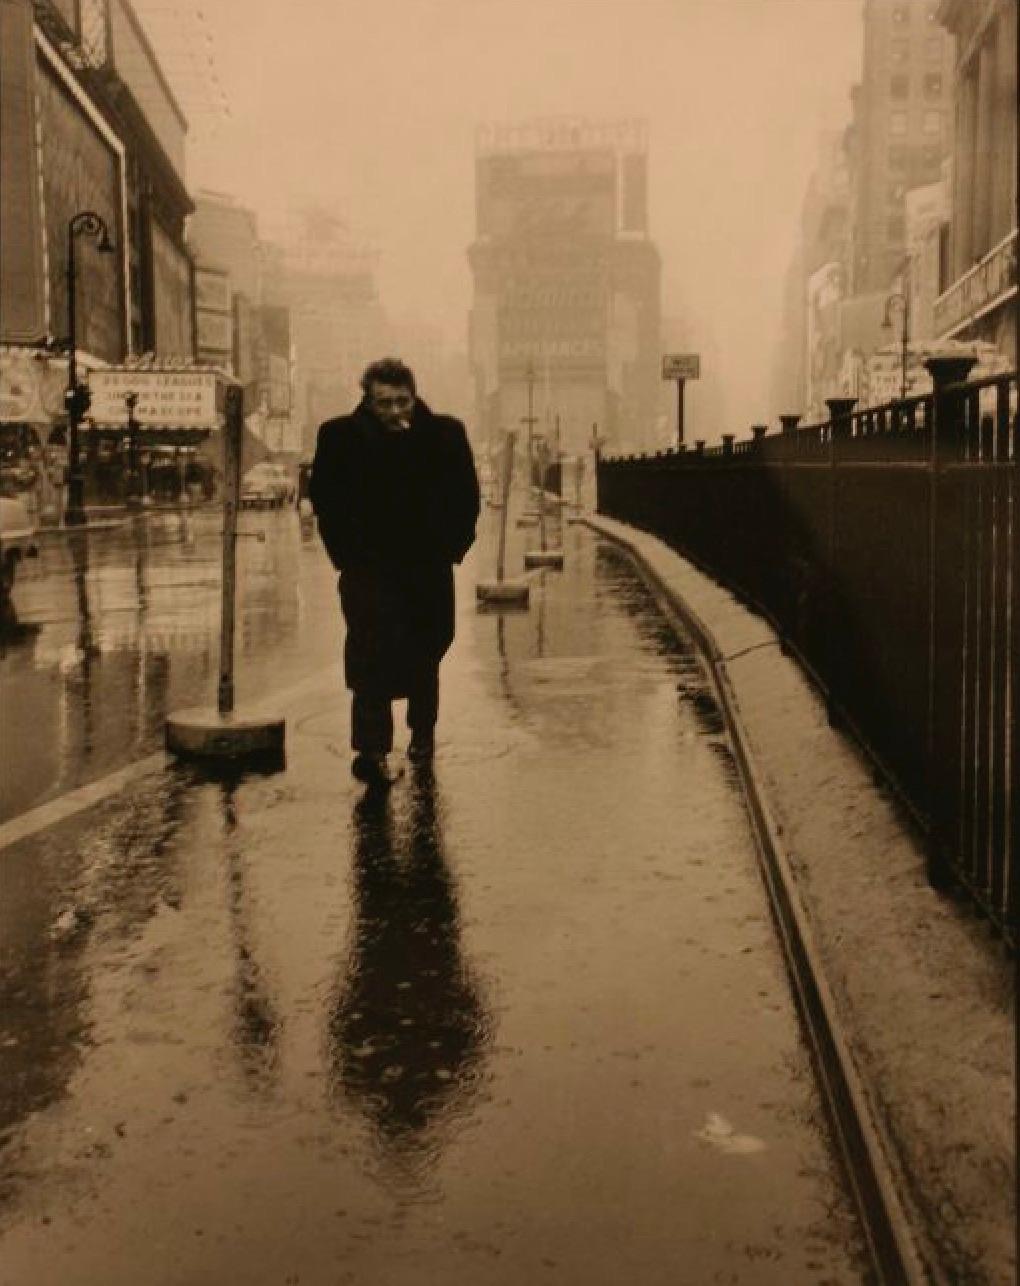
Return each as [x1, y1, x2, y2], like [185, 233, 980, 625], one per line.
[187, 194, 306, 457]
[1, 0, 197, 511]
[850, 0, 955, 294]
[468, 118, 661, 459]
[259, 208, 388, 456]
[934, 0, 1017, 363]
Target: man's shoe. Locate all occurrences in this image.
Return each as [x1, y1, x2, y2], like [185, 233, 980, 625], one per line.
[352, 754, 402, 786]
[407, 734, 435, 762]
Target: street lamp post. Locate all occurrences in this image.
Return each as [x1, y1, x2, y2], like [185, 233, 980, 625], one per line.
[64, 211, 115, 526]
[882, 287, 910, 402]
[521, 362, 539, 491]
[124, 390, 141, 508]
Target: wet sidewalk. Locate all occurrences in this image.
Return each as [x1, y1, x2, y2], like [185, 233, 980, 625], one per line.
[0, 519, 867, 1284]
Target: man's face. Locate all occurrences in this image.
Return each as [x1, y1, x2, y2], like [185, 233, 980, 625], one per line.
[367, 382, 415, 430]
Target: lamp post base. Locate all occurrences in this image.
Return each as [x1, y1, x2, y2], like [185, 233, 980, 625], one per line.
[166, 706, 286, 763]
[476, 579, 530, 609]
[524, 549, 564, 570]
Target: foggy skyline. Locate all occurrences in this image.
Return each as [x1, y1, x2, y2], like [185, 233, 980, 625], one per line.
[157, 0, 865, 432]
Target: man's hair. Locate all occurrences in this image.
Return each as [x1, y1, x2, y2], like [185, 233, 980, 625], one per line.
[360, 358, 416, 395]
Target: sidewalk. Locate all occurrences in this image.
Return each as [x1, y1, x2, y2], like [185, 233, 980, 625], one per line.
[0, 522, 872, 1286]
[587, 515, 1015, 1286]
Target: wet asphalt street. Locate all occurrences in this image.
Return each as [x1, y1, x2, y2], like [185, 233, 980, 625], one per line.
[0, 502, 868, 1284]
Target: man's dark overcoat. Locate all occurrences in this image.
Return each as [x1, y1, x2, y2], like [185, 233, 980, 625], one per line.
[309, 399, 480, 697]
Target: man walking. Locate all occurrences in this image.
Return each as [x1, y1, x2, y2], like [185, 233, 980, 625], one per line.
[310, 359, 480, 786]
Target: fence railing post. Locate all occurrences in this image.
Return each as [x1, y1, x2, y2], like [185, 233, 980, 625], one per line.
[780, 414, 801, 436]
[721, 434, 735, 456]
[824, 398, 857, 725]
[924, 355, 977, 890]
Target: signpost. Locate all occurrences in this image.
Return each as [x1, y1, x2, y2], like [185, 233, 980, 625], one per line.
[477, 430, 530, 608]
[165, 379, 285, 763]
[661, 353, 700, 449]
[524, 435, 564, 570]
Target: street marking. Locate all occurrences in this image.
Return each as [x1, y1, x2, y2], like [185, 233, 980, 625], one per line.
[0, 667, 340, 854]
[0, 753, 169, 853]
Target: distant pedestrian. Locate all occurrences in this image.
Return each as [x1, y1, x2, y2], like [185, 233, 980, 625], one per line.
[309, 358, 480, 786]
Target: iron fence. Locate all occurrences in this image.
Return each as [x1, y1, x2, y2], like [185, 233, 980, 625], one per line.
[598, 358, 1017, 943]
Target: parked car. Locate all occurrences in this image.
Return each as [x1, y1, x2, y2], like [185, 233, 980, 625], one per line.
[240, 462, 295, 509]
[0, 494, 38, 626]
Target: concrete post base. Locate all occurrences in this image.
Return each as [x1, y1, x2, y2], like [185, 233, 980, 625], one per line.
[475, 579, 530, 608]
[166, 707, 286, 762]
[524, 550, 564, 570]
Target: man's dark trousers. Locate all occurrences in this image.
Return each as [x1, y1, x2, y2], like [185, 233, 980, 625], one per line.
[351, 668, 439, 756]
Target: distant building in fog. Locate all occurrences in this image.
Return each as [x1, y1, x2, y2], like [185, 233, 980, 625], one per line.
[187, 191, 300, 454]
[260, 207, 388, 456]
[772, 130, 853, 416]
[188, 190, 260, 301]
[188, 191, 258, 377]
[849, 0, 955, 294]
[773, 0, 975, 419]
[468, 117, 661, 460]
[388, 318, 473, 424]
[933, 0, 1017, 364]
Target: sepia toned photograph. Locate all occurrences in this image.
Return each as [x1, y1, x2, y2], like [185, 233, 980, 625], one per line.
[0, 1, 1015, 1282]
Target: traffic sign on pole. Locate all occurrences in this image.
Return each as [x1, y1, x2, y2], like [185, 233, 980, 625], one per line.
[661, 354, 701, 381]
[662, 354, 700, 449]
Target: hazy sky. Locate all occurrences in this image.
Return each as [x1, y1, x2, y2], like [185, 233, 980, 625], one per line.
[169, 0, 864, 431]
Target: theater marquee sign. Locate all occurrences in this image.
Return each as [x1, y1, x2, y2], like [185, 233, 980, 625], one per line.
[88, 369, 222, 429]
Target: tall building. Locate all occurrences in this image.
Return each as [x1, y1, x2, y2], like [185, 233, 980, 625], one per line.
[772, 129, 854, 416]
[187, 190, 260, 302]
[468, 117, 661, 459]
[934, 0, 1017, 363]
[186, 193, 302, 455]
[773, 0, 979, 419]
[850, 0, 955, 294]
[259, 207, 389, 456]
[187, 189, 259, 384]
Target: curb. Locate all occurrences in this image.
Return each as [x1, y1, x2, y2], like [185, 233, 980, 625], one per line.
[586, 516, 935, 1286]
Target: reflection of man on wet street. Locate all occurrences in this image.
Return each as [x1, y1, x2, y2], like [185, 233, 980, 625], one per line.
[328, 783, 489, 1166]
[310, 359, 480, 786]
